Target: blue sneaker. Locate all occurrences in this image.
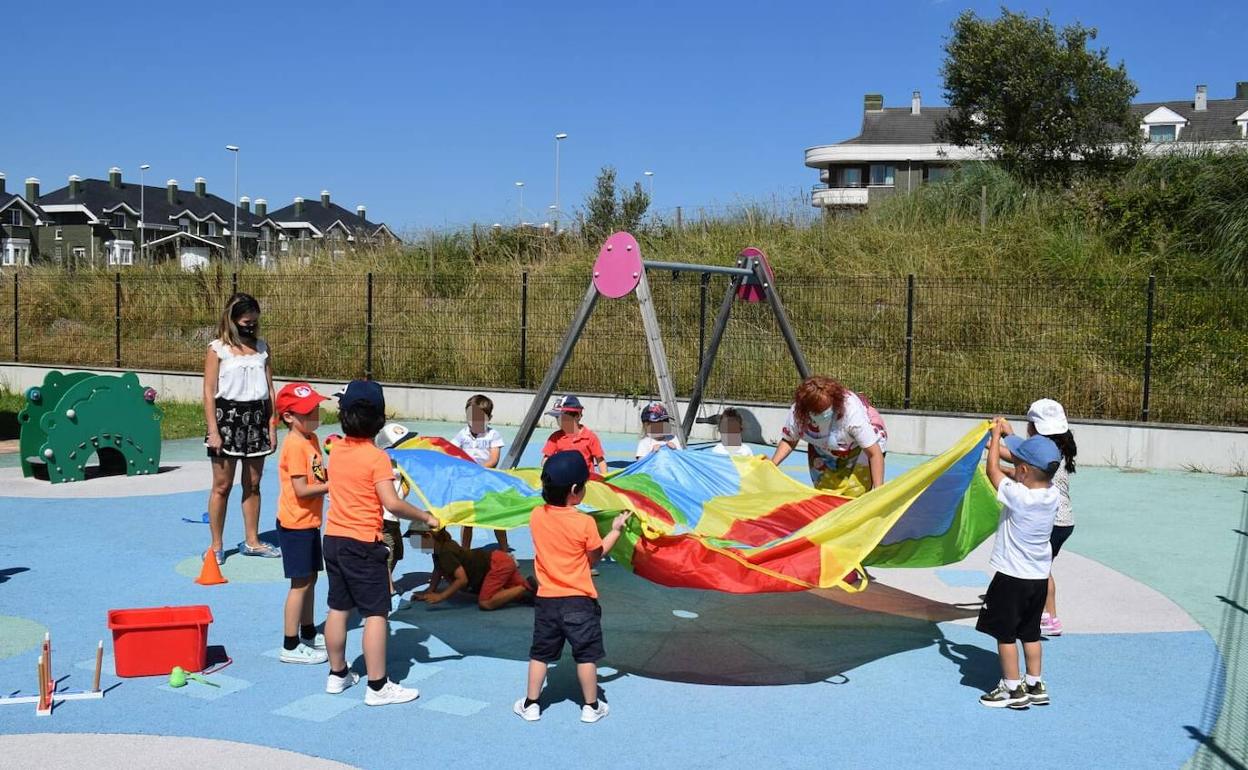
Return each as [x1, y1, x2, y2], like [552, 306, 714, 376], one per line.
[214, 549, 225, 565]
[238, 541, 281, 558]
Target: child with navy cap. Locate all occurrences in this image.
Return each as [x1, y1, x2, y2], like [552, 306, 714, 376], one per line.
[977, 417, 1062, 710]
[635, 402, 682, 459]
[514, 450, 630, 724]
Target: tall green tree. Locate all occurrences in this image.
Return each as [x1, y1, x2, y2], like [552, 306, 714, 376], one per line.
[583, 166, 651, 239]
[936, 8, 1140, 183]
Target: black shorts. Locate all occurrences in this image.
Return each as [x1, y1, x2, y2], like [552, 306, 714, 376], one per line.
[1051, 525, 1074, 558]
[276, 522, 323, 579]
[530, 596, 605, 664]
[323, 535, 391, 617]
[206, 398, 273, 458]
[976, 572, 1049, 644]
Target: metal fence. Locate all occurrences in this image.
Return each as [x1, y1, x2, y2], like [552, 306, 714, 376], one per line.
[1, 270, 1245, 426]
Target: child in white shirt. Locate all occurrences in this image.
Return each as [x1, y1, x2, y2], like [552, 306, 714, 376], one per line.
[711, 407, 753, 457]
[635, 402, 681, 459]
[451, 394, 507, 550]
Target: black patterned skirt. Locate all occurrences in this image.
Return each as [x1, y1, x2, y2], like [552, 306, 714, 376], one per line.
[207, 398, 274, 458]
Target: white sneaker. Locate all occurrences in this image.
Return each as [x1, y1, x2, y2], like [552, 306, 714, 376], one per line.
[580, 701, 610, 723]
[513, 698, 541, 722]
[280, 643, 328, 664]
[365, 680, 420, 706]
[308, 633, 326, 650]
[325, 670, 360, 694]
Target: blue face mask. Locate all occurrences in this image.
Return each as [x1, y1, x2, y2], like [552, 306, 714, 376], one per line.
[811, 407, 835, 430]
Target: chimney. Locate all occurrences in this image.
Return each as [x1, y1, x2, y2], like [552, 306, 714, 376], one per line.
[239, 196, 251, 214]
[109, 167, 122, 189]
[167, 179, 178, 205]
[255, 198, 267, 218]
[0, 172, 5, 196]
[68, 174, 82, 200]
[25, 177, 39, 202]
[294, 196, 304, 218]
[864, 93, 884, 112]
[1237, 81, 1248, 100]
[194, 177, 207, 197]
[356, 204, 366, 221]
[321, 190, 331, 208]
[1194, 84, 1208, 111]
[911, 90, 921, 115]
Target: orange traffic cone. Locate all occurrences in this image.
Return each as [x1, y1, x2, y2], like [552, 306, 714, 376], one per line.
[195, 549, 228, 585]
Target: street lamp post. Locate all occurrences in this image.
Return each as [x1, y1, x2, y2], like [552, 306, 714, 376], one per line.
[644, 170, 654, 199]
[139, 163, 150, 263]
[554, 133, 568, 230]
[515, 181, 525, 224]
[225, 145, 239, 262]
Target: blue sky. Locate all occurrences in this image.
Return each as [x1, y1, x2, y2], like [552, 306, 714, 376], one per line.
[5, 0, 1245, 232]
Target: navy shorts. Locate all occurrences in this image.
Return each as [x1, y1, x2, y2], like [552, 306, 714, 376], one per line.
[1051, 525, 1074, 557]
[530, 596, 604, 664]
[323, 535, 391, 617]
[276, 522, 323, 579]
[976, 572, 1049, 644]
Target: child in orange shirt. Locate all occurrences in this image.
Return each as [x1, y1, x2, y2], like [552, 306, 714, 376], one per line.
[513, 450, 629, 724]
[540, 395, 608, 476]
[275, 382, 331, 665]
[322, 380, 440, 707]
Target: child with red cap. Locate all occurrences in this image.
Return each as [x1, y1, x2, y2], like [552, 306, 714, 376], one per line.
[274, 382, 331, 664]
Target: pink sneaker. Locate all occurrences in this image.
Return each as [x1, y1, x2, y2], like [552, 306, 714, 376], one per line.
[1041, 615, 1063, 636]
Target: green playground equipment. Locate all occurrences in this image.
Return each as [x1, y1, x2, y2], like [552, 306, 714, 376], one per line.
[17, 371, 163, 483]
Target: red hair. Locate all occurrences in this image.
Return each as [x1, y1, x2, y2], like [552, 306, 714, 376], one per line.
[793, 376, 848, 428]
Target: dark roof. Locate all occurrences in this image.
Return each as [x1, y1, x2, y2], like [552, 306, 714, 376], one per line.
[266, 197, 390, 237]
[36, 178, 262, 233]
[0, 191, 44, 218]
[1131, 98, 1248, 142]
[838, 98, 1248, 145]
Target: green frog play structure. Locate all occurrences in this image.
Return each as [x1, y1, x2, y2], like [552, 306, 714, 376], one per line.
[18, 371, 163, 483]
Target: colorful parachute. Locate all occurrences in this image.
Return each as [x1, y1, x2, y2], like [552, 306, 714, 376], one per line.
[388, 423, 1000, 594]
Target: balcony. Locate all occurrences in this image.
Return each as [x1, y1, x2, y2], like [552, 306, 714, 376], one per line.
[810, 184, 869, 208]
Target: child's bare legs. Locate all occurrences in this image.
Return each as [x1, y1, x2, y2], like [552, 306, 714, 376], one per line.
[577, 662, 600, 704]
[479, 584, 529, 611]
[207, 457, 237, 553]
[997, 641, 1020, 681]
[325, 609, 350, 671]
[238, 457, 265, 548]
[362, 615, 389, 682]
[526, 659, 548, 700]
[494, 529, 510, 550]
[460, 526, 474, 549]
[1022, 640, 1043, 678]
[284, 575, 316, 636]
[1045, 574, 1058, 617]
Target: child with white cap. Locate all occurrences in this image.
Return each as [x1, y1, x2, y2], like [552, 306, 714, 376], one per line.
[1000, 398, 1078, 637]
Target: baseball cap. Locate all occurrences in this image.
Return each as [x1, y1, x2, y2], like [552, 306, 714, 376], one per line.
[641, 402, 670, 422]
[1026, 398, 1069, 436]
[337, 379, 384, 412]
[1004, 435, 1062, 474]
[275, 382, 327, 415]
[546, 395, 584, 417]
[542, 450, 590, 486]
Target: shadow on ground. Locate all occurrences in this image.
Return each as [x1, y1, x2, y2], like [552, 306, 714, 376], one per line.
[386, 562, 983, 687]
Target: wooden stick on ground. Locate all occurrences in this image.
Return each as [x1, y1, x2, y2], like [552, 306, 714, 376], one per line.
[92, 641, 103, 693]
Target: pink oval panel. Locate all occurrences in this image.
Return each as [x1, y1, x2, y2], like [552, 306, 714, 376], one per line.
[592, 232, 643, 298]
[737, 247, 774, 303]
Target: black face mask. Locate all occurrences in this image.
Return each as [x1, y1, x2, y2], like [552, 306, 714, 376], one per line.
[237, 323, 258, 339]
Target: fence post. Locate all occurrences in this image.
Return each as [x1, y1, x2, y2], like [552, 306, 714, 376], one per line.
[1141, 274, 1156, 422]
[114, 272, 122, 368]
[365, 273, 374, 380]
[519, 271, 529, 388]
[979, 185, 988, 231]
[904, 274, 915, 409]
[675, 206, 683, 233]
[232, 271, 238, 296]
[698, 272, 709, 373]
[12, 273, 18, 362]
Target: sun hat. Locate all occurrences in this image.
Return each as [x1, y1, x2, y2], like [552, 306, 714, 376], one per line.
[1026, 398, 1069, 436]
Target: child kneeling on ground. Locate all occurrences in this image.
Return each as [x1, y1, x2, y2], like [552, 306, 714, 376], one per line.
[275, 382, 331, 664]
[411, 527, 535, 610]
[977, 418, 1061, 709]
[514, 450, 630, 724]
[322, 380, 440, 706]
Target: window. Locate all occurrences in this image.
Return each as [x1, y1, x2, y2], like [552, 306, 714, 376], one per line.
[72, 247, 85, 263]
[7, 209, 21, 226]
[111, 212, 127, 229]
[108, 240, 134, 266]
[1149, 125, 1177, 143]
[260, 225, 270, 241]
[869, 164, 895, 186]
[838, 168, 863, 187]
[178, 218, 190, 233]
[1, 239, 29, 265]
[205, 221, 218, 237]
[55, 227, 63, 240]
[54, 245, 64, 261]
[925, 166, 954, 183]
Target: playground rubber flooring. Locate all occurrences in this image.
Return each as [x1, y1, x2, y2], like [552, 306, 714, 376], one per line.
[0, 421, 1244, 769]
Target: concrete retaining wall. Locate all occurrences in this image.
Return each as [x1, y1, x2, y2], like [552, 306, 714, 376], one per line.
[3, 363, 1245, 474]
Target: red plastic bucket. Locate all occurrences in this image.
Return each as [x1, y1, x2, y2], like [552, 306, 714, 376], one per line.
[107, 605, 213, 677]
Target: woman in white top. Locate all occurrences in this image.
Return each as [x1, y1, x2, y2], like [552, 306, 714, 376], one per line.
[203, 293, 279, 564]
[769, 376, 887, 498]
